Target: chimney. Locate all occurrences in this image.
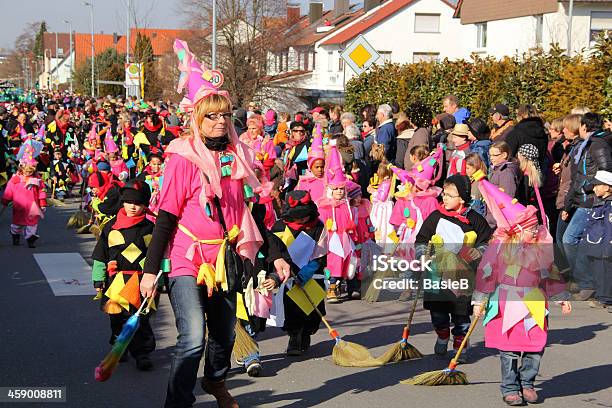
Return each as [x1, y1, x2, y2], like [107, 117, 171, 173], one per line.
[309, 1, 323, 24]
[334, 0, 350, 18]
[287, 3, 301, 26]
[364, 0, 381, 13]
[113, 32, 119, 44]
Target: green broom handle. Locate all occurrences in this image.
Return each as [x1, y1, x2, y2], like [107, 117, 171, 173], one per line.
[449, 301, 487, 368]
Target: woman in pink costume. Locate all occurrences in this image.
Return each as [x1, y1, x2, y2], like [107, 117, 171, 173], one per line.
[472, 172, 571, 406]
[239, 114, 264, 149]
[367, 161, 394, 244]
[141, 40, 290, 408]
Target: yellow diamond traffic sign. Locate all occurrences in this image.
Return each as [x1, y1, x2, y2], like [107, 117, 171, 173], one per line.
[341, 34, 380, 75]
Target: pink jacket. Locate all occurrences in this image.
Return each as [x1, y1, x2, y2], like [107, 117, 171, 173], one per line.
[2, 174, 47, 226]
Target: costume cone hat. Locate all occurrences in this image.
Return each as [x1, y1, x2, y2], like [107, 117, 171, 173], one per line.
[472, 171, 538, 230]
[18, 140, 38, 167]
[36, 124, 45, 141]
[391, 166, 414, 185]
[174, 39, 228, 112]
[326, 141, 347, 188]
[407, 145, 444, 190]
[308, 123, 325, 168]
[104, 129, 119, 153]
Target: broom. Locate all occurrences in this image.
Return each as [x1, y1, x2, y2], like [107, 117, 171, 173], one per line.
[47, 179, 64, 207]
[289, 272, 380, 366]
[363, 235, 400, 303]
[233, 321, 259, 363]
[67, 190, 89, 229]
[95, 270, 163, 382]
[401, 302, 486, 386]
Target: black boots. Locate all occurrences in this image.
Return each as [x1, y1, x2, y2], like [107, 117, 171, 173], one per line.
[26, 236, 38, 248]
[287, 330, 303, 356]
[12, 234, 20, 246]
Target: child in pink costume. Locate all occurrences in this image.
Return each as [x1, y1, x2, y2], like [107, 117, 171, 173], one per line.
[2, 139, 47, 248]
[367, 162, 394, 244]
[296, 128, 326, 202]
[316, 144, 362, 302]
[472, 173, 571, 405]
[390, 146, 443, 253]
[105, 131, 129, 182]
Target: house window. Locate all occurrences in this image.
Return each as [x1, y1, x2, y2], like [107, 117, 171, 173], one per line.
[535, 14, 543, 46]
[327, 51, 334, 72]
[339, 56, 344, 71]
[591, 11, 612, 41]
[283, 51, 289, 71]
[413, 52, 439, 63]
[414, 13, 440, 33]
[378, 51, 392, 64]
[476, 22, 487, 48]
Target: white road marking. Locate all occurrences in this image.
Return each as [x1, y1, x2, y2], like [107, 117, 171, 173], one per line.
[33, 253, 97, 296]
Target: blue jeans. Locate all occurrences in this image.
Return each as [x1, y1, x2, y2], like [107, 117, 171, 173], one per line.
[430, 311, 470, 337]
[555, 215, 570, 273]
[499, 351, 544, 396]
[164, 276, 236, 408]
[562, 208, 592, 289]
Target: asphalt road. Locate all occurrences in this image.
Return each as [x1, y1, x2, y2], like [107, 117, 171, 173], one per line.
[0, 197, 610, 408]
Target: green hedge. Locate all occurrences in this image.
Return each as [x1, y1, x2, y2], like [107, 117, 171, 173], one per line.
[345, 34, 612, 121]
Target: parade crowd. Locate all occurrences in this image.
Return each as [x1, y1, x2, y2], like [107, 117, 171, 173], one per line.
[1, 39, 611, 408]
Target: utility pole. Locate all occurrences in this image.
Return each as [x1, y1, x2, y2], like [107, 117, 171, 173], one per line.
[83, 1, 95, 97]
[55, 31, 59, 90]
[212, 0, 217, 69]
[64, 20, 73, 92]
[126, 0, 131, 98]
[567, 0, 574, 56]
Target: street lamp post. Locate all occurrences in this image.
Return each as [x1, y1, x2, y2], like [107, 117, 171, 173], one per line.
[83, 1, 95, 97]
[212, 0, 216, 69]
[63, 20, 73, 92]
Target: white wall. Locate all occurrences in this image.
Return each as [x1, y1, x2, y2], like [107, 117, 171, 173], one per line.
[311, 0, 476, 91]
[468, 2, 612, 59]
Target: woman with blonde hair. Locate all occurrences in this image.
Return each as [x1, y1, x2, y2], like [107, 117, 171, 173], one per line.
[142, 40, 290, 408]
[517, 143, 543, 212]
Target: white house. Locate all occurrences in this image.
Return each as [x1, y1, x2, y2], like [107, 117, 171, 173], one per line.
[454, 0, 612, 58]
[261, 0, 476, 111]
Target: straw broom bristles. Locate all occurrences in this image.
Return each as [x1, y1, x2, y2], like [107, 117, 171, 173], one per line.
[233, 320, 259, 362]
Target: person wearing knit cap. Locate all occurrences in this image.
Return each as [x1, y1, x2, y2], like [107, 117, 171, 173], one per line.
[516, 143, 542, 209]
[415, 173, 492, 364]
[91, 178, 157, 372]
[471, 171, 571, 405]
[580, 170, 612, 309]
[296, 124, 326, 202]
[141, 39, 285, 408]
[266, 190, 328, 355]
[1, 141, 47, 248]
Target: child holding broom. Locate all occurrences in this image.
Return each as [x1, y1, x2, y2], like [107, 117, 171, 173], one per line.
[415, 174, 492, 363]
[1, 139, 47, 248]
[472, 173, 571, 405]
[267, 190, 328, 356]
[91, 179, 157, 371]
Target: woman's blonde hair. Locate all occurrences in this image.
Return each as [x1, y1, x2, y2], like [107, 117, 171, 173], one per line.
[191, 93, 232, 137]
[19, 164, 37, 174]
[518, 155, 542, 187]
[376, 160, 393, 180]
[563, 113, 582, 135]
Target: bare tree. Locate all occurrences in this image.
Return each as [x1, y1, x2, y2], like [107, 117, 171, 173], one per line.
[180, 0, 286, 106]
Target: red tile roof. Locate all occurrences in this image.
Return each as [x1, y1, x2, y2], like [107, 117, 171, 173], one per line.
[42, 33, 71, 58]
[322, 0, 455, 46]
[278, 6, 365, 50]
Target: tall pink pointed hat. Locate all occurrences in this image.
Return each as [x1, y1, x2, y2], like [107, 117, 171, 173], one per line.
[391, 166, 415, 185]
[325, 141, 347, 188]
[174, 39, 229, 112]
[308, 123, 325, 169]
[104, 129, 118, 153]
[407, 145, 444, 190]
[17, 139, 40, 167]
[35, 124, 45, 142]
[473, 171, 538, 231]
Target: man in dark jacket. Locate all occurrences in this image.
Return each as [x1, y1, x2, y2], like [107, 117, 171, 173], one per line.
[375, 104, 397, 163]
[562, 112, 612, 301]
[505, 115, 548, 168]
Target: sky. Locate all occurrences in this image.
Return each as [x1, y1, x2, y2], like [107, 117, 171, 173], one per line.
[0, 0, 341, 51]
